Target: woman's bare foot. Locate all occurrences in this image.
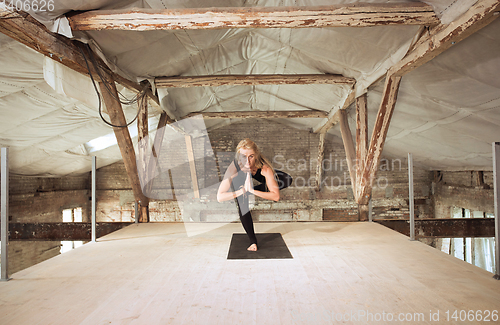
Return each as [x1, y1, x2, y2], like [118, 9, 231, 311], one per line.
[247, 243, 257, 251]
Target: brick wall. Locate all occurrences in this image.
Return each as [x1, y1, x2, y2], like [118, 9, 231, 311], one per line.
[433, 171, 494, 219]
[6, 175, 91, 223]
[2, 174, 90, 274]
[96, 119, 434, 222]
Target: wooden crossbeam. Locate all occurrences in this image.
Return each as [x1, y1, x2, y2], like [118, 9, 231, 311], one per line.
[376, 218, 495, 238]
[67, 3, 439, 31]
[0, 7, 159, 104]
[156, 74, 355, 88]
[184, 110, 327, 119]
[4, 222, 132, 241]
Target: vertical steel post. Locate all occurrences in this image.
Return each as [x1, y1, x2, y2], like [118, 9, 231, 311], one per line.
[92, 156, 97, 242]
[135, 202, 139, 224]
[368, 199, 373, 222]
[1, 148, 10, 281]
[493, 142, 500, 279]
[408, 153, 415, 241]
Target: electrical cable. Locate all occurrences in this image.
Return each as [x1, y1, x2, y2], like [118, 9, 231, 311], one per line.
[79, 44, 148, 128]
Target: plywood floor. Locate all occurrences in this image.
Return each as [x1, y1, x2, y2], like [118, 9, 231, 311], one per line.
[1, 222, 499, 325]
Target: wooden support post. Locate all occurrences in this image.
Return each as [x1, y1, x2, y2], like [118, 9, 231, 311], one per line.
[315, 132, 326, 191]
[137, 95, 149, 223]
[357, 75, 402, 206]
[1, 147, 10, 281]
[98, 80, 149, 221]
[493, 142, 500, 280]
[355, 94, 369, 220]
[338, 109, 357, 195]
[355, 94, 368, 195]
[185, 135, 200, 199]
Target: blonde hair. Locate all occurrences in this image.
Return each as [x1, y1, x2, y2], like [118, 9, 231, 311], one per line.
[236, 138, 275, 174]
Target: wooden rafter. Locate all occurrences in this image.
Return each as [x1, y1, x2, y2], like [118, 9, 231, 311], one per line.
[156, 74, 355, 88]
[0, 7, 159, 105]
[184, 110, 327, 119]
[67, 3, 439, 31]
[98, 79, 150, 210]
[390, 0, 500, 77]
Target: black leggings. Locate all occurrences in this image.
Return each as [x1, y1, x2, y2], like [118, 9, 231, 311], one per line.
[239, 210, 257, 245]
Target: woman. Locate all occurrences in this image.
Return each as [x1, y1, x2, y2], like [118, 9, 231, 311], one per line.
[217, 139, 291, 251]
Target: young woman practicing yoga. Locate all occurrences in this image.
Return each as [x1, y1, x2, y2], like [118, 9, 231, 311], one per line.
[217, 139, 292, 251]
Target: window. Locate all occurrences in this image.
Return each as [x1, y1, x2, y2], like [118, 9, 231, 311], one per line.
[62, 207, 83, 222]
[441, 207, 496, 273]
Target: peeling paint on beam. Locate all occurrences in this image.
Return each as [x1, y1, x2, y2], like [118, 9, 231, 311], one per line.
[155, 74, 355, 88]
[390, 0, 500, 77]
[184, 110, 328, 119]
[67, 3, 439, 31]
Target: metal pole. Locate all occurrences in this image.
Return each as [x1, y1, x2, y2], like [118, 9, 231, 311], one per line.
[1, 148, 10, 281]
[135, 202, 139, 224]
[408, 153, 415, 241]
[91, 156, 96, 242]
[493, 142, 500, 280]
[368, 198, 373, 222]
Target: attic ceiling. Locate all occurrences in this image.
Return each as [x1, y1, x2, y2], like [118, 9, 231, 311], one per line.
[0, 0, 499, 176]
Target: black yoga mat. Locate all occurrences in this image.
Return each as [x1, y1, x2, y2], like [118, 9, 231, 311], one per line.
[227, 233, 293, 259]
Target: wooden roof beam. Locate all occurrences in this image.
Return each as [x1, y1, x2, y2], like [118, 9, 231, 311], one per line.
[390, 0, 500, 77]
[67, 3, 439, 31]
[184, 110, 327, 119]
[155, 74, 355, 88]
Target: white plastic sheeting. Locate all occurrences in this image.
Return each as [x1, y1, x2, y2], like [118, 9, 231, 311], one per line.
[0, 0, 499, 176]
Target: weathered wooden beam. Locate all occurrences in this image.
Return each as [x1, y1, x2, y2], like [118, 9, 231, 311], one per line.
[184, 110, 327, 120]
[137, 96, 150, 223]
[376, 218, 496, 238]
[185, 135, 200, 199]
[357, 76, 402, 206]
[0, 7, 159, 104]
[156, 74, 355, 88]
[67, 3, 439, 31]
[355, 94, 368, 192]
[315, 132, 326, 191]
[98, 79, 150, 213]
[355, 94, 369, 221]
[390, 0, 500, 77]
[338, 109, 357, 197]
[4, 222, 132, 241]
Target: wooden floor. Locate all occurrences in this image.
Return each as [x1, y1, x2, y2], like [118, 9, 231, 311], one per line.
[1, 222, 499, 324]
